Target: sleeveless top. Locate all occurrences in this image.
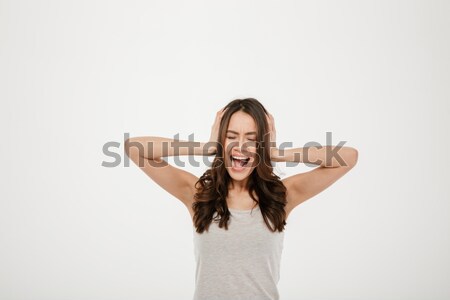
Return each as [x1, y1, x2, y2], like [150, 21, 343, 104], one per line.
[192, 205, 285, 300]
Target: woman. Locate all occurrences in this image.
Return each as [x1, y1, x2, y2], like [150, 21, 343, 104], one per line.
[124, 98, 358, 300]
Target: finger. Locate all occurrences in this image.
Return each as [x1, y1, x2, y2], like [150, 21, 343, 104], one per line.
[266, 114, 273, 126]
[217, 108, 226, 118]
[269, 120, 275, 132]
[269, 114, 274, 125]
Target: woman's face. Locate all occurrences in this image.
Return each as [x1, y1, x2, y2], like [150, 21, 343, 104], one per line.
[224, 111, 259, 180]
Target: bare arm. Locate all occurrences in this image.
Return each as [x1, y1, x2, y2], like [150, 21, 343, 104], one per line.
[123, 108, 228, 220]
[124, 136, 212, 219]
[264, 112, 358, 219]
[124, 136, 217, 164]
[273, 145, 358, 168]
[279, 145, 358, 219]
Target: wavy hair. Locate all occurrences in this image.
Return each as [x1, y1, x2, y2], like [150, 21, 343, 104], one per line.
[192, 98, 287, 234]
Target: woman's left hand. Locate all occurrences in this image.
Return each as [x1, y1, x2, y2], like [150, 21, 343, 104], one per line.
[265, 112, 279, 161]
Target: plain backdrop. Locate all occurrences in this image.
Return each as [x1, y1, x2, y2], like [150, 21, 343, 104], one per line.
[1, 0, 449, 299]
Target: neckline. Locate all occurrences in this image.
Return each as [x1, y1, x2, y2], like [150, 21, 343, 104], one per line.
[228, 205, 260, 214]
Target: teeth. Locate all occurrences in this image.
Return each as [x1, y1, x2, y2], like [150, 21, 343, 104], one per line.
[232, 155, 249, 160]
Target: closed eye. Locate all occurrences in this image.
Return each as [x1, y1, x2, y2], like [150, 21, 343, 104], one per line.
[227, 137, 257, 143]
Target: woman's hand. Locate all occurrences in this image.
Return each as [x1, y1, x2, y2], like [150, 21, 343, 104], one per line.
[265, 112, 280, 161]
[208, 107, 228, 155]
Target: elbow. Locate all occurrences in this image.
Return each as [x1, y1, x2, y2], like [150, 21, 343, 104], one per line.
[346, 147, 358, 167]
[124, 138, 134, 158]
[124, 138, 150, 159]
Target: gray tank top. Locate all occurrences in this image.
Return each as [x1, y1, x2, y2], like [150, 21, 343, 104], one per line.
[192, 205, 285, 300]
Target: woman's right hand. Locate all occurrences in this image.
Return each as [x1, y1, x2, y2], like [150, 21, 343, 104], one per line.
[208, 107, 228, 155]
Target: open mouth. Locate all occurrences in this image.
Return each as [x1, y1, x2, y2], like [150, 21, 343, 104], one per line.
[230, 155, 250, 168]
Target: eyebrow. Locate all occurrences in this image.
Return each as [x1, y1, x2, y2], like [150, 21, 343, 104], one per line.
[226, 130, 257, 135]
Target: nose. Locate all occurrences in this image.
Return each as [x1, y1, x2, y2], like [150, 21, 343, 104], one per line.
[230, 139, 253, 155]
[230, 138, 245, 149]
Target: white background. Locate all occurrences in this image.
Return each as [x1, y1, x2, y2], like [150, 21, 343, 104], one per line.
[1, 0, 449, 299]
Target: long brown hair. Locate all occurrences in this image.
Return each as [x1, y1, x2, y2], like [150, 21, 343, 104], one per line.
[192, 98, 287, 233]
